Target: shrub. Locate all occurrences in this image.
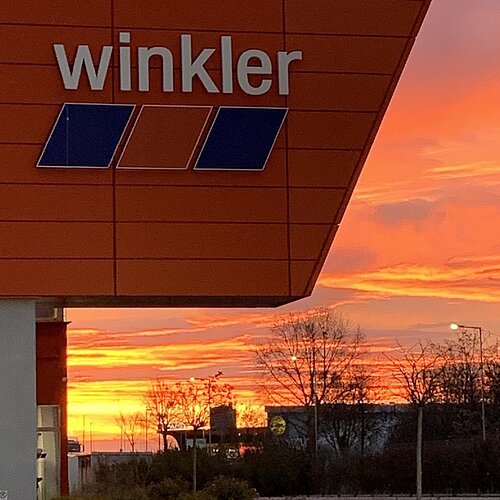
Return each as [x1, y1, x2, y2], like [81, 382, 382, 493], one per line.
[149, 449, 233, 491]
[203, 475, 258, 500]
[241, 440, 312, 496]
[147, 477, 190, 499]
[88, 457, 150, 498]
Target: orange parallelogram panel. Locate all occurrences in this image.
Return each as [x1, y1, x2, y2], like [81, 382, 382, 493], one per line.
[0, 0, 431, 306]
[118, 106, 212, 170]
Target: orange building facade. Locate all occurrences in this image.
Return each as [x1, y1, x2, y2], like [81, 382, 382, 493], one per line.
[0, 0, 431, 308]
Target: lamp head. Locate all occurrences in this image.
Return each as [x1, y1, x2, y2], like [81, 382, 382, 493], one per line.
[450, 323, 460, 331]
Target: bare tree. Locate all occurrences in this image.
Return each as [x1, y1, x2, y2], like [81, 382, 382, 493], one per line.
[144, 378, 181, 452]
[202, 371, 233, 407]
[199, 371, 233, 445]
[176, 375, 233, 492]
[387, 341, 442, 500]
[116, 412, 142, 453]
[176, 375, 233, 434]
[485, 358, 500, 405]
[434, 328, 500, 439]
[255, 308, 366, 454]
[176, 380, 210, 434]
[436, 329, 481, 406]
[237, 402, 267, 429]
[321, 365, 375, 458]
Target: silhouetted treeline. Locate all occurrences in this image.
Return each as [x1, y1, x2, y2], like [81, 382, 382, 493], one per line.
[75, 432, 500, 498]
[388, 402, 500, 445]
[325, 437, 500, 495]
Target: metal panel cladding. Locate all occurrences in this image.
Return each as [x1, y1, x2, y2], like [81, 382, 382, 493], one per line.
[0, 0, 432, 307]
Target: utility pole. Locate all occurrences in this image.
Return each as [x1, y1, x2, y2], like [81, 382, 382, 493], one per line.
[450, 323, 486, 441]
[145, 409, 148, 452]
[292, 352, 318, 459]
[90, 422, 93, 453]
[416, 405, 423, 500]
[82, 415, 86, 453]
[312, 332, 318, 460]
[478, 326, 486, 441]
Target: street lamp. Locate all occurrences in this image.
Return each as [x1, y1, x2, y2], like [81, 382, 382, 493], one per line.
[144, 408, 149, 453]
[90, 422, 93, 453]
[82, 415, 86, 453]
[189, 372, 224, 447]
[292, 354, 318, 458]
[450, 322, 486, 441]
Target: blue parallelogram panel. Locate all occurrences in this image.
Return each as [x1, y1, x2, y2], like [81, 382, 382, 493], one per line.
[38, 103, 134, 168]
[195, 107, 287, 171]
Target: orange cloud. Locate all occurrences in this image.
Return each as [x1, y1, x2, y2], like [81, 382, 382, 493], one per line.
[319, 258, 500, 303]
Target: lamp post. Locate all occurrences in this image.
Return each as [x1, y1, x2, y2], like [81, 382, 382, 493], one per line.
[313, 380, 318, 460]
[450, 323, 486, 441]
[82, 415, 86, 453]
[292, 354, 318, 459]
[145, 408, 149, 452]
[204, 375, 216, 446]
[90, 422, 93, 453]
[191, 371, 223, 447]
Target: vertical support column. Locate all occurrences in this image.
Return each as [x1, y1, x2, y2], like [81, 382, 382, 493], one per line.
[36, 320, 69, 496]
[0, 300, 36, 500]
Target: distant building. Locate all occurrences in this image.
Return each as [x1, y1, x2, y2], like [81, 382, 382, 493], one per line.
[266, 404, 406, 456]
[68, 451, 154, 494]
[210, 405, 237, 434]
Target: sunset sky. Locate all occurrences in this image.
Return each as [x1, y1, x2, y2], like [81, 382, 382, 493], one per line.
[65, 0, 500, 450]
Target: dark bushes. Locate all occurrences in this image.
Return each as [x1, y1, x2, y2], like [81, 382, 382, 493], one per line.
[75, 436, 500, 498]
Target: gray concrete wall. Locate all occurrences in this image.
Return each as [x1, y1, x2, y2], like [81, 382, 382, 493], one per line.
[0, 301, 36, 500]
